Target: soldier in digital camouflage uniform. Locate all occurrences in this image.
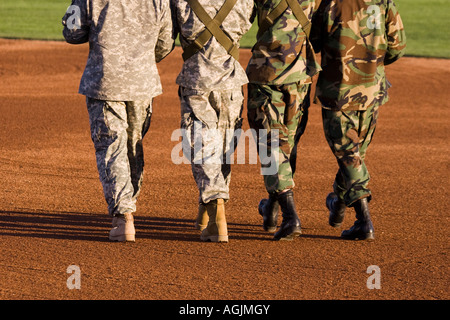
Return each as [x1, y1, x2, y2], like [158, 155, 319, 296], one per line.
[171, 0, 254, 243]
[62, 0, 174, 242]
[246, 0, 321, 241]
[310, 0, 406, 240]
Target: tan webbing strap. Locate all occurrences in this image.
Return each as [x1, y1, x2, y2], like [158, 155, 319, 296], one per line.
[182, 0, 239, 61]
[258, 0, 312, 38]
[287, 0, 312, 36]
[257, 0, 289, 38]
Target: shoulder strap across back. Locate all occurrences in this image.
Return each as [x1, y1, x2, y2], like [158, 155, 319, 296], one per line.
[182, 0, 239, 61]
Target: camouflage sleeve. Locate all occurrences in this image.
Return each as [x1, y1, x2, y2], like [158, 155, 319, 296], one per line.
[155, 0, 175, 63]
[62, 0, 89, 44]
[384, 0, 407, 65]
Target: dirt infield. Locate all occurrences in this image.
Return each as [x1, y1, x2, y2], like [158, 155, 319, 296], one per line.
[0, 39, 448, 301]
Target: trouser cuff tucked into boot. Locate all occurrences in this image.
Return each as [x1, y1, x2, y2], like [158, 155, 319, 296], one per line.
[273, 190, 301, 241]
[341, 197, 374, 241]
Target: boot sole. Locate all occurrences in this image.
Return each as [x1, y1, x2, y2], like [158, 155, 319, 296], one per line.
[341, 233, 375, 241]
[194, 222, 207, 231]
[274, 229, 302, 241]
[109, 234, 136, 242]
[264, 226, 277, 232]
[329, 221, 342, 228]
[200, 235, 228, 243]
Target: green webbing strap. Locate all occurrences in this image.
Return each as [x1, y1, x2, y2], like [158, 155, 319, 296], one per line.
[257, 0, 312, 38]
[182, 0, 239, 61]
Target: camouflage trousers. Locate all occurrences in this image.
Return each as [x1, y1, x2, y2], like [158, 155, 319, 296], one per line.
[86, 97, 152, 216]
[247, 82, 311, 194]
[322, 104, 379, 206]
[179, 87, 243, 204]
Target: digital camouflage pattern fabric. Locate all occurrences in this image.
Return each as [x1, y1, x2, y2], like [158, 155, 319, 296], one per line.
[62, 0, 174, 101]
[322, 104, 379, 206]
[310, 0, 407, 111]
[62, 1, 173, 218]
[246, 0, 321, 85]
[171, 0, 254, 91]
[247, 83, 311, 193]
[86, 98, 153, 216]
[179, 87, 244, 203]
[172, 0, 254, 204]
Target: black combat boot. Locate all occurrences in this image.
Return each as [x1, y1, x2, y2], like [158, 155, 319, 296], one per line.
[273, 190, 301, 241]
[341, 197, 375, 241]
[326, 192, 346, 227]
[258, 193, 279, 232]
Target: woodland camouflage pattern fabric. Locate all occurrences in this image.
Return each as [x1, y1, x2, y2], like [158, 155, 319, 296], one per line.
[171, 0, 254, 91]
[247, 83, 311, 193]
[310, 0, 407, 111]
[247, 0, 318, 194]
[62, 0, 174, 100]
[246, 0, 321, 85]
[322, 104, 379, 206]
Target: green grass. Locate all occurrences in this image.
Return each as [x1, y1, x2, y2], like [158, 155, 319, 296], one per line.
[0, 0, 448, 58]
[239, 19, 258, 49]
[0, 0, 68, 40]
[395, 0, 450, 58]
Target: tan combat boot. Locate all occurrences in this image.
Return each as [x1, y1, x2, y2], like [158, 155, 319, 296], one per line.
[195, 203, 208, 231]
[200, 199, 228, 243]
[109, 212, 136, 242]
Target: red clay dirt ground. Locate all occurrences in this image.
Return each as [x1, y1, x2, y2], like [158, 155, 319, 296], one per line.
[0, 39, 448, 301]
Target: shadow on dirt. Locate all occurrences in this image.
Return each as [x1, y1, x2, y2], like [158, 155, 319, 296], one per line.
[0, 210, 290, 242]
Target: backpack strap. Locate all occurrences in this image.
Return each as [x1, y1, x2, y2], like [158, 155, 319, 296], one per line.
[258, 0, 312, 38]
[182, 0, 239, 61]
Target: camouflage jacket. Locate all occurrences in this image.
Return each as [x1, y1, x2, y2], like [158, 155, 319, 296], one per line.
[310, 0, 407, 111]
[171, 0, 254, 92]
[246, 0, 321, 85]
[62, 0, 174, 101]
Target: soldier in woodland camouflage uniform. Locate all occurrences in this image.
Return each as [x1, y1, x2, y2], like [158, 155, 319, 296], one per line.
[171, 0, 254, 243]
[62, 0, 174, 242]
[246, 0, 320, 241]
[310, 0, 406, 240]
